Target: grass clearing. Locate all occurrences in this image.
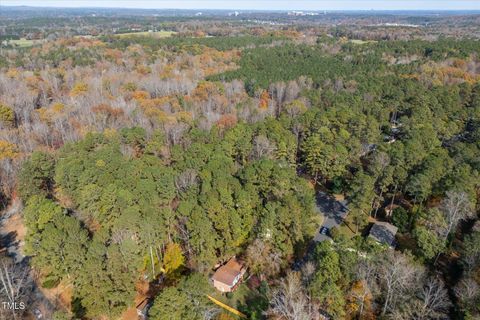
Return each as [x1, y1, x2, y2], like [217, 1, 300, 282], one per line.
[4, 38, 43, 48]
[337, 214, 358, 238]
[350, 39, 378, 45]
[115, 30, 176, 38]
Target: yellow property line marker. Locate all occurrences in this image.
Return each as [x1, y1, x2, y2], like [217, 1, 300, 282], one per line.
[207, 295, 247, 318]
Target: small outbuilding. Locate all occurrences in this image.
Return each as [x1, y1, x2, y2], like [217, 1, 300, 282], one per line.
[384, 204, 400, 217]
[212, 257, 246, 293]
[368, 221, 398, 247]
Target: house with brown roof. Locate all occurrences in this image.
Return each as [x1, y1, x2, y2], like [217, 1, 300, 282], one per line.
[211, 257, 246, 293]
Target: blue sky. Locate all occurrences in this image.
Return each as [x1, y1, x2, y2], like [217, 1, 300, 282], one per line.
[2, 1, 480, 10]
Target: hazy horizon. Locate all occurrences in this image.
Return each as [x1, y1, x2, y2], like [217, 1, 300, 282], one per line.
[2, 0, 480, 11]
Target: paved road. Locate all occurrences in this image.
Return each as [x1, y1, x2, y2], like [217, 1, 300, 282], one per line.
[292, 192, 349, 270]
[313, 192, 349, 242]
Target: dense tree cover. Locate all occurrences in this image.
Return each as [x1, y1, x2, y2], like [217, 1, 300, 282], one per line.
[211, 44, 359, 95]
[374, 38, 480, 61]
[457, 228, 480, 318]
[17, 151, 55, 200]
[18, 119, 316, 318]
[23, 196, 88, 284]
[0, 103, 15, 127]
[267, 239, 453, 320]
[2, 23, 479, 319]
[309, 243, 346, 318]
[211, 38, 480, 94]
[149, 273, 216, 320]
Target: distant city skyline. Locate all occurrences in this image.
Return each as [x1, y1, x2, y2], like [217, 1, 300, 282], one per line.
[2, 0, 480, 11]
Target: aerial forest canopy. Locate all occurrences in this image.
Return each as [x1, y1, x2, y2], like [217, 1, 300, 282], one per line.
[0, 11, 479, 320]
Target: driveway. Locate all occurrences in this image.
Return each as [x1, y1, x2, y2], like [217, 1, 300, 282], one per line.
[313, 192, 349, 242]
[292, 192, 349, 270]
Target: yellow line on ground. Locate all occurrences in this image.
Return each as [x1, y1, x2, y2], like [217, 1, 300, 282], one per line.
[207, 295, 247, 318]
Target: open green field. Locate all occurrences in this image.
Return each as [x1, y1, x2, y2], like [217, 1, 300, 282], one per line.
[115, 30, 177, 38]
[350, 39, 378, 45]
[5, 38, 43, 48]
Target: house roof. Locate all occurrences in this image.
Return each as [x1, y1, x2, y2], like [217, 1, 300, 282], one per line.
[369, 221, 398, 247]
[212, 258, 244, 287]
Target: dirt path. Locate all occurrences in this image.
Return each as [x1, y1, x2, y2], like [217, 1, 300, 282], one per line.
[0, 198, 25, 262]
